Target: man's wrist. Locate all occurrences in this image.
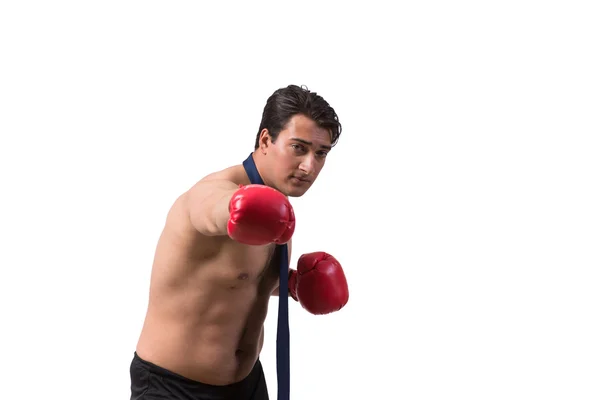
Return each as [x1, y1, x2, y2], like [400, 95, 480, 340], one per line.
[288, 269, 298, 301]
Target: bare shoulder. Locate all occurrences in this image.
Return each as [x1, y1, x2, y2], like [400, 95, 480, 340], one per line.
[199, 165, 245, 184]
[185, 164, 248, 195]
[162, 164, 248, 237]
[184, 164, 247, 206]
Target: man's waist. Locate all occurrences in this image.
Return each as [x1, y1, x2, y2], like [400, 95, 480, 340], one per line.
[131, 351, 262, 389]
[135, 337, 258, 385]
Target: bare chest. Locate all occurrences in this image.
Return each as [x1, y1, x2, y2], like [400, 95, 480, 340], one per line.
[153, 226, 285, 298]
[205, 241, 282, 293]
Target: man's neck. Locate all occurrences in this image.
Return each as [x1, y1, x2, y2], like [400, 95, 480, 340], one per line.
[249, 150, 273, 187]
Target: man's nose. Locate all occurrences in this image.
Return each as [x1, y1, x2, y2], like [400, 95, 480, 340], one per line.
[299, 155, 315, 175]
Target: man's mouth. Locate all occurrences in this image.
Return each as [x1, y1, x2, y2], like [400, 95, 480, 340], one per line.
[291, 176, 311, 184]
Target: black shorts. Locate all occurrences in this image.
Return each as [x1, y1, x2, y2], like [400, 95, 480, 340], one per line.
[129, 352, 269, 400]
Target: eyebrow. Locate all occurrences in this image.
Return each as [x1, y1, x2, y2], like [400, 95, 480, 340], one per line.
[290, 137, 332, 150]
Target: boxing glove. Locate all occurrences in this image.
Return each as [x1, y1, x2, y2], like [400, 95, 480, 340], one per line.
[227, 184, 295, 245]
[289, 251, 349, 315]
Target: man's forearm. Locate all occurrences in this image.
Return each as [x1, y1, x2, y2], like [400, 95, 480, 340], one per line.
[188, 179, 238, 236]
[212, 191, 233, 235]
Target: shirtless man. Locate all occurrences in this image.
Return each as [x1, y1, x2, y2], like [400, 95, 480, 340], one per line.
[129, 85, 349, 400]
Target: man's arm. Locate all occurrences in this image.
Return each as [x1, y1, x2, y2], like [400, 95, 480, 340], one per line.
[186, 179, 296, 245]
[186, 179, 240, 236]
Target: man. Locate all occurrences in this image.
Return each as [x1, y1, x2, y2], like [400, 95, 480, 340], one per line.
[129, 84, 349, 400]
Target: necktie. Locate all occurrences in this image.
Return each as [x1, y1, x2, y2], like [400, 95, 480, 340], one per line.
[242, 153, 290, 400]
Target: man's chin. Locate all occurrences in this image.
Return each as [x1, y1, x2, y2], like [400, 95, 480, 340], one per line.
[286, 183, 311, 197]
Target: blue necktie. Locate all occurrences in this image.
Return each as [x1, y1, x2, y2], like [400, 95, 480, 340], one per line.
[242, 153, 290, 400]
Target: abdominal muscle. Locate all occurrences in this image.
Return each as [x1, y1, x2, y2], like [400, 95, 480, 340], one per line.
[135, 221, 279, 386]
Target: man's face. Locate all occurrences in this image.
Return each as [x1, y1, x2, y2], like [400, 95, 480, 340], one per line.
[261, 114, 332, 197]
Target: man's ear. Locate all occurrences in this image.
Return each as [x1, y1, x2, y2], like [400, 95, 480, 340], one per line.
[258, 129, 271, 154]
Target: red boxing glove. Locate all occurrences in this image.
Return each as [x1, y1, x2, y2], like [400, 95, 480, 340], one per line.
[289, 251, 349, 315]
[227, 184, 295, 246]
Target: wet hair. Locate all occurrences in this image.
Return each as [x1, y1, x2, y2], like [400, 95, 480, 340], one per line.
[254, 84, 342, 149]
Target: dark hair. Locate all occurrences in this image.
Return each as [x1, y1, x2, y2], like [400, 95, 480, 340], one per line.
[254, 85, 342, 149]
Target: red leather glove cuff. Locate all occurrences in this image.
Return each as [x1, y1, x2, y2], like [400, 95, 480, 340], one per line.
[288, 269, 298, 302]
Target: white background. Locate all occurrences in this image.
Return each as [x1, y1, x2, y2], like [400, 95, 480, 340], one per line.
[1, 1, 599, 399]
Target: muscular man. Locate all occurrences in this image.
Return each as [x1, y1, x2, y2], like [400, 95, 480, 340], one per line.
[129, 85, 349, 400]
